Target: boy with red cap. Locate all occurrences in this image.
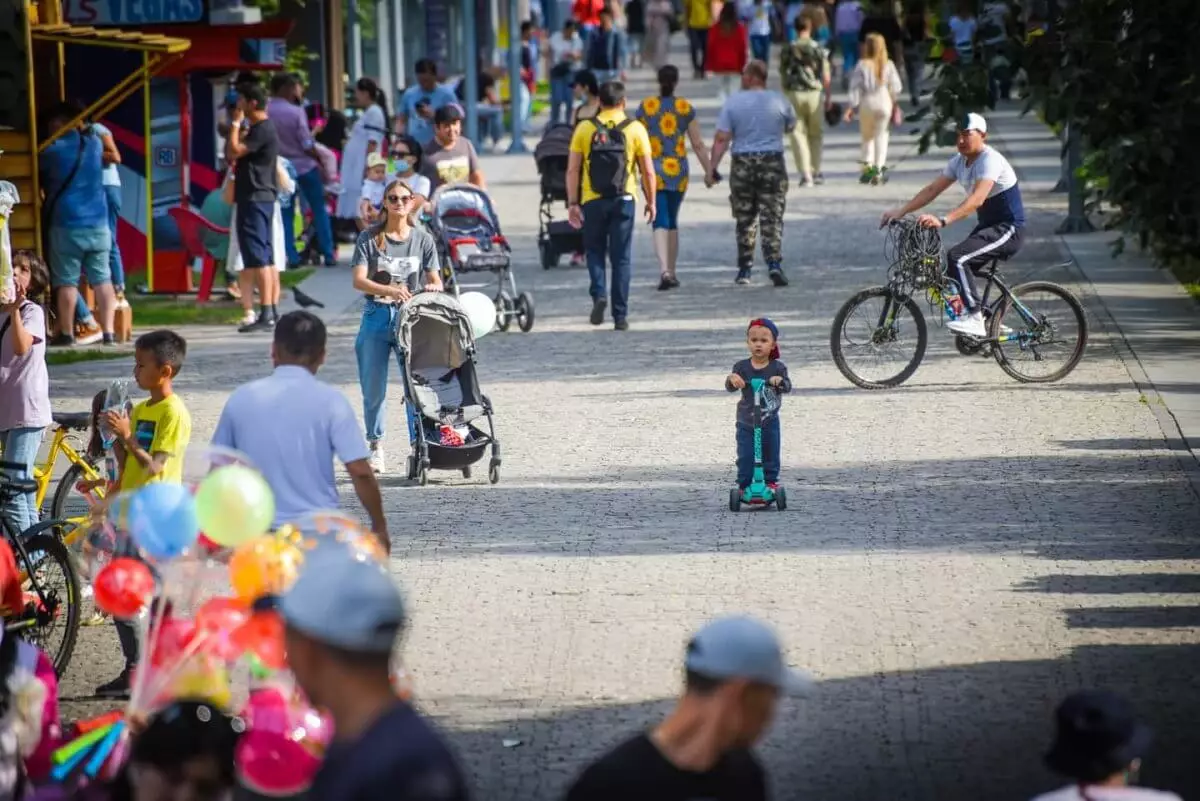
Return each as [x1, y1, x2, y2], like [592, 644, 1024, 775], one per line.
[725, 318, 791, 491]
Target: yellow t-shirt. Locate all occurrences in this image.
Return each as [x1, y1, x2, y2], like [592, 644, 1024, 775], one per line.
[569, 108, 652, 205]
[688, 0, 713, 29]
[119, 393, 192, 491]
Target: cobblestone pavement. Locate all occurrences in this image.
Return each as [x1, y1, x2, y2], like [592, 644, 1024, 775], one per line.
[48, 57, 1200, 801]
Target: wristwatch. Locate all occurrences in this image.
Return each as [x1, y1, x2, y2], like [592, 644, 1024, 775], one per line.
[938, 216, 948, 227]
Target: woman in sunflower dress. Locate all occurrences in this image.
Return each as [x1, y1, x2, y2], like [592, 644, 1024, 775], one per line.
[634, 65, 712, 290]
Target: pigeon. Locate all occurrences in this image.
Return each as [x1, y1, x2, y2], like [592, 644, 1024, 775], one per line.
[293, 288, 325, 309]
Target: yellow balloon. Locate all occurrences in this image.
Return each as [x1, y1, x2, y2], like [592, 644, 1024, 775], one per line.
[171, 657, 232, 709]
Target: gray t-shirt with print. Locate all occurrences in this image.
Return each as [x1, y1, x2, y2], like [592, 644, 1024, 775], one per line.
[352, 227, 439, 302]
[419, 137, 480, 193]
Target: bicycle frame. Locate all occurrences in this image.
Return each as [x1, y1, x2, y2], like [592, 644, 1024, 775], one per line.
[0, 517, 68, 629]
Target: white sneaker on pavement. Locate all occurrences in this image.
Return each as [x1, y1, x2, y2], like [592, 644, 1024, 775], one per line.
[369, 445, 386, 474]
[947, 310, 988, 338]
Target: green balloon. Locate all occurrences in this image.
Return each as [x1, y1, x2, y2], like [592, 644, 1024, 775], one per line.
[194, 465, 275, 548]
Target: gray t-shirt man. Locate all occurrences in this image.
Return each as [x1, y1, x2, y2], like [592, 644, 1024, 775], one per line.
[419, 137, 481, 193]
[716, 90, 796, 154]
[351, 227, 440, 303]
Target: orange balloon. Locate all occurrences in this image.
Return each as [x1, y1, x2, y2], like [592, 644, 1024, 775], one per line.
[232, 611, 288, 670]
[228, 536, 303, 604]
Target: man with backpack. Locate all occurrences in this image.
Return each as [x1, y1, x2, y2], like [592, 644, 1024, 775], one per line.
[584, 8, 626, 83]
[566, 81, 655, 331]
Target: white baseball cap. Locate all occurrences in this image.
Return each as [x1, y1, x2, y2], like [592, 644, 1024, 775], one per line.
[959, 113, 988, 134]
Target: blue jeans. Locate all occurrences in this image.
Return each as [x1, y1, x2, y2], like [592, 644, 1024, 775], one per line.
[736, 419, 780, 487]
[582, 196, 635, 322]
[297, 167, 334, 261]
[1, 427, 43, 535]
[104, 185, 125, 289]
[550, 75, 574, 125]
[75, 294, 94, 325]
[477, 105, 504, 146]
[840, 32, 860, 74]
[354, 301, 417, 445]
[750, 34, 771, 62]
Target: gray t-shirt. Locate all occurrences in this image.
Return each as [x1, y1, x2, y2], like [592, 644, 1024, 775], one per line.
[352, 227, 439, 303]
[716, 90, 796, 155]
[419, 137, 480, 192]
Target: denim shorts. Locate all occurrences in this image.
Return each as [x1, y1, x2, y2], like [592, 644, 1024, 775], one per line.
[48, 225, 111, 288]
[653, 190, 685, 231]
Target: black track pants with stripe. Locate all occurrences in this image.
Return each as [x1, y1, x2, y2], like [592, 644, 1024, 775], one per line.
[945, 223, 1024, 310]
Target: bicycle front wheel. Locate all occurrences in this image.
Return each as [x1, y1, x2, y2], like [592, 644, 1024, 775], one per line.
[14, 531, 81, 676]
[830, 286, 928, 389]
[991, 281, 1088, 383]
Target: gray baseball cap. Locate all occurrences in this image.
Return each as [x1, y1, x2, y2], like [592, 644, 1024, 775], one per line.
[685, 616, 813, 696]
[279, 547, 405, 654]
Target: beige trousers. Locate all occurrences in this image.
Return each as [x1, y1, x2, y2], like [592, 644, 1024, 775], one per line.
[785, 89, 824, 176]
[858, 107, 892, 168]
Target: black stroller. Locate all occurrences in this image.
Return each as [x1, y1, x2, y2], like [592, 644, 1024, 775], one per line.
[533, 123, 584, 269]
[396, 292, 502, 485]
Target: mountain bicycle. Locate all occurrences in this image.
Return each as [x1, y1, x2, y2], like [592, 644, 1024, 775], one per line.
[829, 218, 1088, 389]
[0, 411, 107, 544]
[0, 466, 82, 676]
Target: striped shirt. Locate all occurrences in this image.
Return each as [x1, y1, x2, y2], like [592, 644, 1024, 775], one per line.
[716, 89, 796, 155]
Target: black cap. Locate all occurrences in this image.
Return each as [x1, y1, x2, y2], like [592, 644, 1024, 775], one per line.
[1044, 691, 1153, 782]
[434, 104, 464, 125]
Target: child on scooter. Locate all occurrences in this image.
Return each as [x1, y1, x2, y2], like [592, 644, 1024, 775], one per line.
[725, 318, 791, 490]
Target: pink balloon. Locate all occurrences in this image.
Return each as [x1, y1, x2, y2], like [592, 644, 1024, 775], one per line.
[235, 731, 320, 797]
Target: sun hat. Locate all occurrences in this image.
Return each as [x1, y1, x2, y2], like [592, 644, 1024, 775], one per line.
[366, 152, 388, 170]
[279, 547, 405, 654]
[684, 615, 813, 696]
[1044, 690, 1153, 782]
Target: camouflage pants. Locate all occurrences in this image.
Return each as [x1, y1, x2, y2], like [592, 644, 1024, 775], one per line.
[729, 152, 788, 270]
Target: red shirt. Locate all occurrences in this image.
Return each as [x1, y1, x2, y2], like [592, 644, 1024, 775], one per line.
[573, 0, 605, 27]
[706, 23, 749, 74]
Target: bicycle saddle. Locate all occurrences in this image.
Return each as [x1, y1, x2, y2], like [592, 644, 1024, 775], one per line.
[52, 411, 91, 431]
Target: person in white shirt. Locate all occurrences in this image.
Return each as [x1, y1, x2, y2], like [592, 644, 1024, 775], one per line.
[844, 31, 902, 184]
[547, 19, 585, 126]
[1031, 690, 1181, 801]
[948, 0, 978, 63]
[358, 153, 389, 229]
[741, 0, 774, 62]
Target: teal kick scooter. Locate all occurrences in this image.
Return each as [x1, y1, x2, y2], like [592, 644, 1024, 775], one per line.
[729, 378, 787, 512]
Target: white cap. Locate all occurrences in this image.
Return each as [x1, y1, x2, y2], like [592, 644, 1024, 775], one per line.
[959, 113, 988, 134]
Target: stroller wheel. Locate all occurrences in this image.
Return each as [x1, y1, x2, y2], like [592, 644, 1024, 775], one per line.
[488, 463, 500, 484]
[494, 293, 513, 332]
[539, 241, 558, 270]
[405, 455, 417, 481]
[462, 466, 472, 479]
[418, 466, 429, 486]
[515, 293, 535, 332]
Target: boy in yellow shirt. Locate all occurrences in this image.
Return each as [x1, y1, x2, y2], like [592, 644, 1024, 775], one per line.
[97, 328, 191, 697]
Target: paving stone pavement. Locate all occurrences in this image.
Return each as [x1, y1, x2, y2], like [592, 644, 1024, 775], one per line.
[46, 56, 1200, 801]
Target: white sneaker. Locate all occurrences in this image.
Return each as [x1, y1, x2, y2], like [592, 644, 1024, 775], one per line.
[947, 310, 988, 338]
[239, 310, 257, 326]
[369, 445, 386, 474]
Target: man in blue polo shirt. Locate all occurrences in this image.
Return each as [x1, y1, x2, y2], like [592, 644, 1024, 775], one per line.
[880, 112, 1026, 338]
[282, 546, 469, 801]
[398, 59, 458, 147]
[40, 102, 118, 346]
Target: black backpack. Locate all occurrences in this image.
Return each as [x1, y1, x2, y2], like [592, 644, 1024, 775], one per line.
[586, 118, 633, 200]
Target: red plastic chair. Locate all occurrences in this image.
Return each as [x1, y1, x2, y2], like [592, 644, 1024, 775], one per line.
[168, 206, 228, 303]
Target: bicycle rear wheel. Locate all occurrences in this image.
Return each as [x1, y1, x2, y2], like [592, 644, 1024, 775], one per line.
[49, 459, 104, 538]
[830, 286, 928, 389]
[14, 531, 81, 676]
[991, 281, 1088, 383]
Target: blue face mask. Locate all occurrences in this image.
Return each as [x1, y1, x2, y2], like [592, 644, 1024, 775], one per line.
[393, 156, 412, 172]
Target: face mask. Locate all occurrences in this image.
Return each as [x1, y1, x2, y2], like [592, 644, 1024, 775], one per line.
[393, 157, 412, 172]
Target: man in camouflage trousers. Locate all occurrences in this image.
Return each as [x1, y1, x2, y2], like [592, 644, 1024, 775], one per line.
[706, 60, 796, 287]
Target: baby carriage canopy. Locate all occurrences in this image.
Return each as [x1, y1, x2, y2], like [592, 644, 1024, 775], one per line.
[534, 123, 573, 165]
[429, 183, 503, 234]
[396, 292, 475, 370]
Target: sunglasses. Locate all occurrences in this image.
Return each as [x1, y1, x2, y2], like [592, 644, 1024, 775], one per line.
[386, 194, 413, 204]
[392, 151, 412, 158]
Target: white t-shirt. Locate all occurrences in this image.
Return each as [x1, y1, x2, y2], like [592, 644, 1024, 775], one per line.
[396, 171, 432, 200]
[360, 176, 388, 209]
[981, 1, 1008, 44]
[742, 0, 772, 37]
[943, 145, 1025, 226]
[1031, 786, 1182, 801]
[549, 31, 583, 66]
[90, 123, 121, 187]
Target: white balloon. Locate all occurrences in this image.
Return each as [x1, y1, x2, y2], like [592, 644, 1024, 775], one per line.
[459, 291, 497, 341]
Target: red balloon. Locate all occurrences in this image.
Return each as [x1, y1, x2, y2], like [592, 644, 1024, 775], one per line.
[93, 558, 155, 619]
[150, 616, 197, 668]
[232, 611, 287, 670]
[195, 597, 250, 661]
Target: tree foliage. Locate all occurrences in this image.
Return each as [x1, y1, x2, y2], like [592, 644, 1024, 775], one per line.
[920, 0, 1200, 265]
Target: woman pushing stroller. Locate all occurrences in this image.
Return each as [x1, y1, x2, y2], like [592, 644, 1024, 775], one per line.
[351, 178, 443, 474]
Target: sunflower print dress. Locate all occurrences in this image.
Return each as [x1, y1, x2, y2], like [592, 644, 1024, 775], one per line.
[634, 95, 698, 193]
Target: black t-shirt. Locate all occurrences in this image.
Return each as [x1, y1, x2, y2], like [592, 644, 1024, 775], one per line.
[564, 734, 767, 801]
[309, 702, 470, 801]
[234, 118, 280, 204]
[859, 13, 903, 53]
[455, 73, 496, 104]
[626, 0, 646, 34]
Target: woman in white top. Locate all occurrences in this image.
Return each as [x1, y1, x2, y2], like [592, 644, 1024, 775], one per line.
[1032, 690, 1181, 801]
[844, 31, 902, 184]
[335, 77, 391, 224]
[225, 157, 296, 328]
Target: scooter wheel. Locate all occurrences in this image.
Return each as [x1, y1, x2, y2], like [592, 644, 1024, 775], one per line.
[729, 488, 741, 512]
[775, 485, 787, 511]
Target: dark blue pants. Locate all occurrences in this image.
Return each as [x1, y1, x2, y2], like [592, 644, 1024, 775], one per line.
[750, 34, 771, 62]
[736, 419, 780, 487]
[582, 196, 635, 322]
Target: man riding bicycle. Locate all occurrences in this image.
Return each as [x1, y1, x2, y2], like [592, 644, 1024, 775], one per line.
[879, 112, 1025, 338]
